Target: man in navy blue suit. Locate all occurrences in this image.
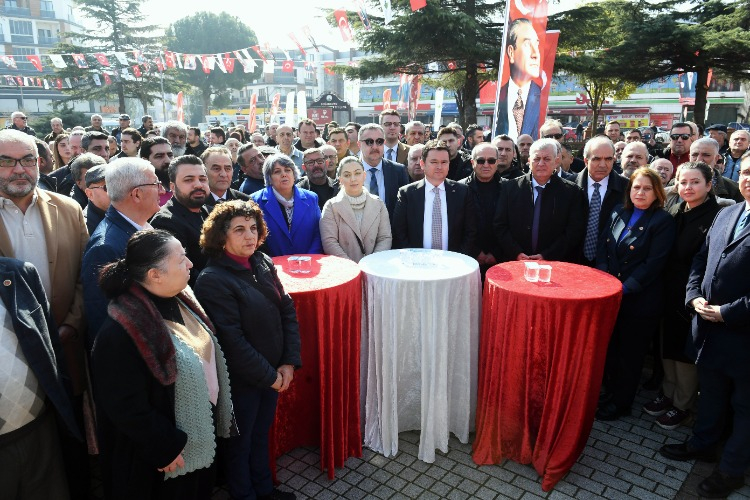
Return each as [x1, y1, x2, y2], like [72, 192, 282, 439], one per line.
[358, 123, 409, 217]
[493, 17, 541, 141]
[660, 154, 750, 498]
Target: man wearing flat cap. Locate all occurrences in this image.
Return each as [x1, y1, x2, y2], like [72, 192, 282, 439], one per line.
[82, 164, 110, 234]
[109, 114, 131, 145]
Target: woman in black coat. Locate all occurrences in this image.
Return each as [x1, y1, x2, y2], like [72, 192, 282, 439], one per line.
[194, 200, 301, 500]
[643, 161, 722, 429]
[596, 167, 676, 421]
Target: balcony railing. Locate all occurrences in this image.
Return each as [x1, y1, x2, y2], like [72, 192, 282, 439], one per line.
[10, 34, 34, 44]
[2, 5, 31, 16]
[37, 36, 59, 45]
[40, 9, 55, 19]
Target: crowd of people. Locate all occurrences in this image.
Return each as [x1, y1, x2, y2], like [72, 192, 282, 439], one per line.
[1, 107, 749, 499]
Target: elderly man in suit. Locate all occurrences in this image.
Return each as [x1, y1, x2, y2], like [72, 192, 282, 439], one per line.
[82, 157, 163, 347]
[493, 18, 542, 141]
[0, 128, 89, 498]
[660, 154, 750, 498]
[0, 257, 82, 499]
[392, 140, 478, 256]
[494, 138, 586, 262]
[577, 135, 628, 266]
[150, 155, 210, 286]
[359, 123, 409, 216]
[380, 109, 410, 165]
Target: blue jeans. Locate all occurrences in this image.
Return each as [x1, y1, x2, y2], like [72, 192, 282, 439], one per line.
[224, 387, 279, 500]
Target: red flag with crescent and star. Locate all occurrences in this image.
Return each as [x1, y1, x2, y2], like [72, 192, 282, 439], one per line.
[26, 55, 43, 71]
[94, 53, 110, 66]
[334, 9, 353, 42]
[223, 54, 235, 73]
[282, 60, 294, 73]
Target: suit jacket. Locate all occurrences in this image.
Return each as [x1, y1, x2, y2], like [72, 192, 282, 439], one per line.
[82, 206, 138, 348]
[0, 258, 81, 439]
[493, 81, 541, 139]
[150, 198, 209, 287]
[203, 188, 250, 212]
[391, 179, 479, 257]
[378, 158, 410, 217]
[251, 186, 323, 257]
[686, 202, 750, 364]
[576, 168, 628, 263]
[385, 141, 410, 165]
[494, 173, 586, 262]
[319, 190, 392, 262]
[596, 206, 675, 316]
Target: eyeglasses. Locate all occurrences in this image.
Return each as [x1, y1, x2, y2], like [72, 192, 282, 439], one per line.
[362, 138, 385, 146]
[304, 158, 326, 167]
[132, 181, 165, 191]
[474, 158, 497, 165]
[670, 134, 691, 141]
[543, 133, 563, 140]
[0, 157, 37, 168]
[16, 116, 27, 120]
[324, 155, 338, 161]
[88, 185, 107, 192]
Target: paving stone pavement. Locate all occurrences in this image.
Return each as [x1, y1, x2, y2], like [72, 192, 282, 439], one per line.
[211, 387, 750, 499]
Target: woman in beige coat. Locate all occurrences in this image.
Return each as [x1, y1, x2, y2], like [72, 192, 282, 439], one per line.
[320, 157, 392, 262]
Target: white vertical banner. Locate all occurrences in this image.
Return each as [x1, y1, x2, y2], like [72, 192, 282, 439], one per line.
[344, 78, 361, 109]
[434, 87, 445, 128]
[285, 91, 296, 126]
[296, 91, 307, 124]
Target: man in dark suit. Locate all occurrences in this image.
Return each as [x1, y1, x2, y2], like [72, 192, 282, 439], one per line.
[150, 155, 210, 286]
[392, 140, 478, 257]
[493, 18, 542, 141]
[380, 109, 411, 165]
[494, 138, 586, 262]
[200, 146, 250, 211]
[660, 155, 750, 498]
[358, 123, 409, 216]
[82, 157, 163, 347]
[0, 257, 82, 499]
[576, 136, 628, 266]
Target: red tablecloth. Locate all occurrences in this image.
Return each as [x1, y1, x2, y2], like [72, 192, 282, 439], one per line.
[473, 261, 622, 491]
[270, 254, 362, 479]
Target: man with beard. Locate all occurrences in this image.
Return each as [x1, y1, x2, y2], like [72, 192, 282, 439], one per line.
[494, 134, 524, 179]
[296, 148, 339, 210]
[44, 116, 64, 143]
[464, 124, 484, 150]
[200, 146, 250, 211]
[137, 114, 153, 137]
[185, 126, 207, 158]
[620, 141, 650, 179]
[139, 136, 174, 206]
[150, 155, 211, 285]
[162, 120, 188, 157]
[406, 144, 425, 182]
[358, 123, 409, 216]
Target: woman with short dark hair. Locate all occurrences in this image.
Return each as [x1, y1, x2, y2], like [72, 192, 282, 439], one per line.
[92, 229, 234, 500]
[195, 200, 301, 500]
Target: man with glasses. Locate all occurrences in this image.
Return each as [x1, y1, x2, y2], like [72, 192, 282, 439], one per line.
[320, 144, 339, 180]
[83, 157, 164, 345]
[380, 110, 410, 165]
[663, 122, 694, 171]
[493, 18, 541, 140]
[459, 142, 505, 271]
[358, 123, 408, 216]
[6, 111, 36, 136]
[238, 143, 267, 195]
[296, 148, 339, 210]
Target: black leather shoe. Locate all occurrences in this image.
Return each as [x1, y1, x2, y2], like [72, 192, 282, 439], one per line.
[595, 401, 629, 421]
[659, 442, 717, 462]
[697, 469, 744, 498]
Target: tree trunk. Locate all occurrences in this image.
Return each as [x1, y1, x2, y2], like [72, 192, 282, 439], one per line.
[117, 83, 126, 114]
[462, 64, 479, 127]
[693, 66, 709, 127]
[140, 98, 149, 114]
[202, 89, 212, 119]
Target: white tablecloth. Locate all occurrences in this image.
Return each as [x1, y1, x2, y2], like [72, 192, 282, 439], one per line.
[359, 249, 481, 462]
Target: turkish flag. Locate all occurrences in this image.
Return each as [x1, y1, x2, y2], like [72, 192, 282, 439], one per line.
[155, 57, 164, 72]
[288, 33, 307, 57]
[282, 60, 294, 73]
[410, 0, 427, 10]
[177, 91, 184, 123]
[103, 73, 112, 85]
[94, 53, 110, 66]
[16, 77, 24, 86]
[334, 9, 353, 42]
[36, 78, 42, 86]
[26, 55, 43, 71]
[250, 45, 268, 63]
[324, 62, 336, 75]
[132, 65, 142, 77]
[200, 55, 211, 74]
[73, 54, 88, 68]
[165, 51, 176, 68]
[56, 78, 62, 89]
[223, 54, 235, 73]
[383, 89, 392, 110]
[447, 61, 457, 70]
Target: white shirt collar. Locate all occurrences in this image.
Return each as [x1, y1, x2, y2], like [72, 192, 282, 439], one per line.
[588, 174, 609, 190]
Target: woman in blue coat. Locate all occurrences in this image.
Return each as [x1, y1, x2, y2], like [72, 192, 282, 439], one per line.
[251, 153, 323, 256]
[596, 167, 676, 421]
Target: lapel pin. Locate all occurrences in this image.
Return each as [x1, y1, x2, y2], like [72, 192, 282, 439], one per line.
[638, 227, 643, 230]
[3, 280, 10, 286]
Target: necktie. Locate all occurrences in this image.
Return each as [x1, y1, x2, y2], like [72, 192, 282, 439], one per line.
[386, 148, 394, 162]
[369, 167, 379, 197]
[733, 210, 750, 240]
[531, 186, 543, 254]
[431, 186, 442, 250]
[513, 89, 524, 135]
[583, 182, 602, 260]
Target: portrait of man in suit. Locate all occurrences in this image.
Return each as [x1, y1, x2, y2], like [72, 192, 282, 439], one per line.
[493, 17, 542, 141]
[391, 139, 478, 257]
